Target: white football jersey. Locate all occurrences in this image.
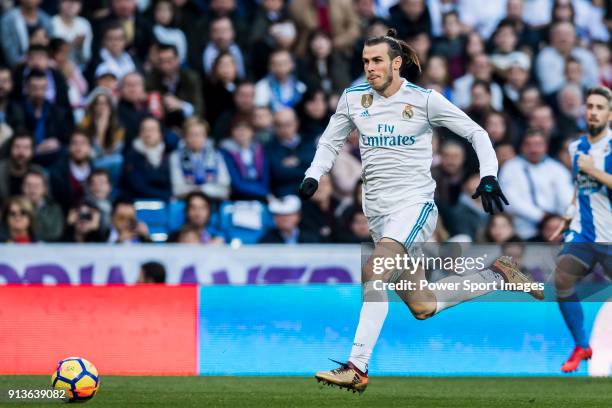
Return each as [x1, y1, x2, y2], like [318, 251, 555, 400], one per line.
[305, 79, 498, 216]
[567, 130, 612, 242]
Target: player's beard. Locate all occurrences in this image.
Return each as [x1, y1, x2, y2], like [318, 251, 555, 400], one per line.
[587, 122, 608, 136]
[372, 65, 394, 93]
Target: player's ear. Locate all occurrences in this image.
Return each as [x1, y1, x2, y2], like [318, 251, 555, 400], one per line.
[392, 56, 402, 71]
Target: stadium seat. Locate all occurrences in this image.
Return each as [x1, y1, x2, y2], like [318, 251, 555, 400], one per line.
[134, 200, 169, 242]
[167, 200, 186, 232]
[217, 201, 274, 244]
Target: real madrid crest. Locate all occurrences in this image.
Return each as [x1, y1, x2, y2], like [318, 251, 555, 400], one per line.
[361, 94, 373, 108]
[402, 104, 414, 120]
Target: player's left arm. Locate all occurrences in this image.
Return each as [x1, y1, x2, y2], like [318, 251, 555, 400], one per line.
[426, 90, 508, 214]
[577, 153, 612, 188]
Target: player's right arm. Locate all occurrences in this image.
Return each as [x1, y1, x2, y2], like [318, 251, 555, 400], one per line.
[300, 91, 356, 198]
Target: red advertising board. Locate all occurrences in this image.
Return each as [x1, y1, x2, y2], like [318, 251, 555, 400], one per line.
[0, 286, 198, 375]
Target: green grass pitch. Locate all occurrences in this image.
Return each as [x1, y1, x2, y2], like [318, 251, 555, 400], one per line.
[0, 376, 611, 407]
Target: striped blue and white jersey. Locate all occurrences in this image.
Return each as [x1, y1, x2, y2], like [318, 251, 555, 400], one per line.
[567, 130, 612, 242]
[305, 78, 498, 216]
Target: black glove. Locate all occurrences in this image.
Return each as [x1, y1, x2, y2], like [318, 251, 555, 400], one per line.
[298, 177, 318, 199]
[472, 175, 509, 215]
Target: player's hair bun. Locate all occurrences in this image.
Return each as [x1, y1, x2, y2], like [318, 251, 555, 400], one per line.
[386, 29, 398, 39]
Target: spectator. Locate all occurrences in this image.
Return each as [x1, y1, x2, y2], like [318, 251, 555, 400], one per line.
[258, 195, 319, 243]
[250, 18, 299, 81]
[0, 67, 26, 148]
[188, 0, 248, 70]
[528, 104, 563, 155]
[169, 191, 224, 244]
[61, 199, 107, 242]
[289, 0, 360, 57]
[334, 208, 372, 243]
[513, 85, 543, 137]
[501, 53, 531, 117]
[252, 106, 274, 143]
[152, 0, 188, 64]
[94, 69, 119, 96]
[443, 173, 487, 240]
[295, 88, 330, 141]
[297, 30, 351, 95]
[138, 261, 167, 283]
[51, 0, 93, 67]
[452, 54, 503, 111]
[49, 38, 88, 122]
[202, 17, 246, 79]
[22, 169, 64, 241]
[121, 116, 172, 201]
[432, 140, 466, 210]
[484, 111, 514, 146]
[146, 43, 203, 128]
[535, 21, 598, 95]
[202, 51, 239, 128]
[254, 49, 306, 112]
[169, 117, 230, 200]
[49, 130, 93, 213]
[117, 72, 151, 143]
[170, 0, 203, 45]
[13, 45, 71, 112]
[299, 174, 340, 242]
[249, 0, 288, 48]
[0, 0, 53, 67]
[592, 40, 611, 88]
[87, 23, 140, 83]
[331, 130, 361, 199]
[29, 25, 50, 48]
[220, 120, 269, 201]
[494, 141, 516, 168]
[211, 81, 255, 141]
[86, 169, 113, 229]
[0, 196, 37, 243]
[556, 83, 586, 141]
[266, 108, 314, 197]
[175, 223, 202, 244]
[482, 213, 520, 244]
[458, 0, 506, 39]
[79, 88, 125, 183]
[422, 55, 453, 100]
[389, 0, 432, 40]
[93, 0, 153, 61]
[498, 128, 573, 240]
[0, 133, 44, 203]
[430, 11, 466, 80]
[489, 21, 522, 73]
[462, 31, 485, 68]
[529, 213, 566, 243]
[337, 175, 362, 219]
[465, 80, 494, 126]
[106, 199, 151, 243]
[500, 2, 540, 53]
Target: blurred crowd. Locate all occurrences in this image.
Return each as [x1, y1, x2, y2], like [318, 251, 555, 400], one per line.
[0, 0, 609, 245]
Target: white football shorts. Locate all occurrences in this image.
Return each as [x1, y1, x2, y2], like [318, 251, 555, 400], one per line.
[367, 201, 438, 251]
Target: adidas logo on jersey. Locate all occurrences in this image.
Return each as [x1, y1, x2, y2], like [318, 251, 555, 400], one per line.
[360, 110, 370, 118]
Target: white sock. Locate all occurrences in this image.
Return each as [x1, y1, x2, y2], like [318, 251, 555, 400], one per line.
[348, 281, 388, 373]
[431, 268, 504, 315]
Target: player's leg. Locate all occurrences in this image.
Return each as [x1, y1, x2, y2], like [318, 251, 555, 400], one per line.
[347, 237, 404, 373]
[315, 218, 394, 393]
[555, 248, 592, 372]
[386, 203, 543, 319]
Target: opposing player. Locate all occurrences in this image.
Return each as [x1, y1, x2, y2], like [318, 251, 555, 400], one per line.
[298, 30, 543, 393]
[552, 86, 612, 373]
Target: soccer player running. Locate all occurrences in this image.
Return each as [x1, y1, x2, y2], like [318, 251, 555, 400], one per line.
[299, 30, 543, 393]
[552, 86, 612, 373]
